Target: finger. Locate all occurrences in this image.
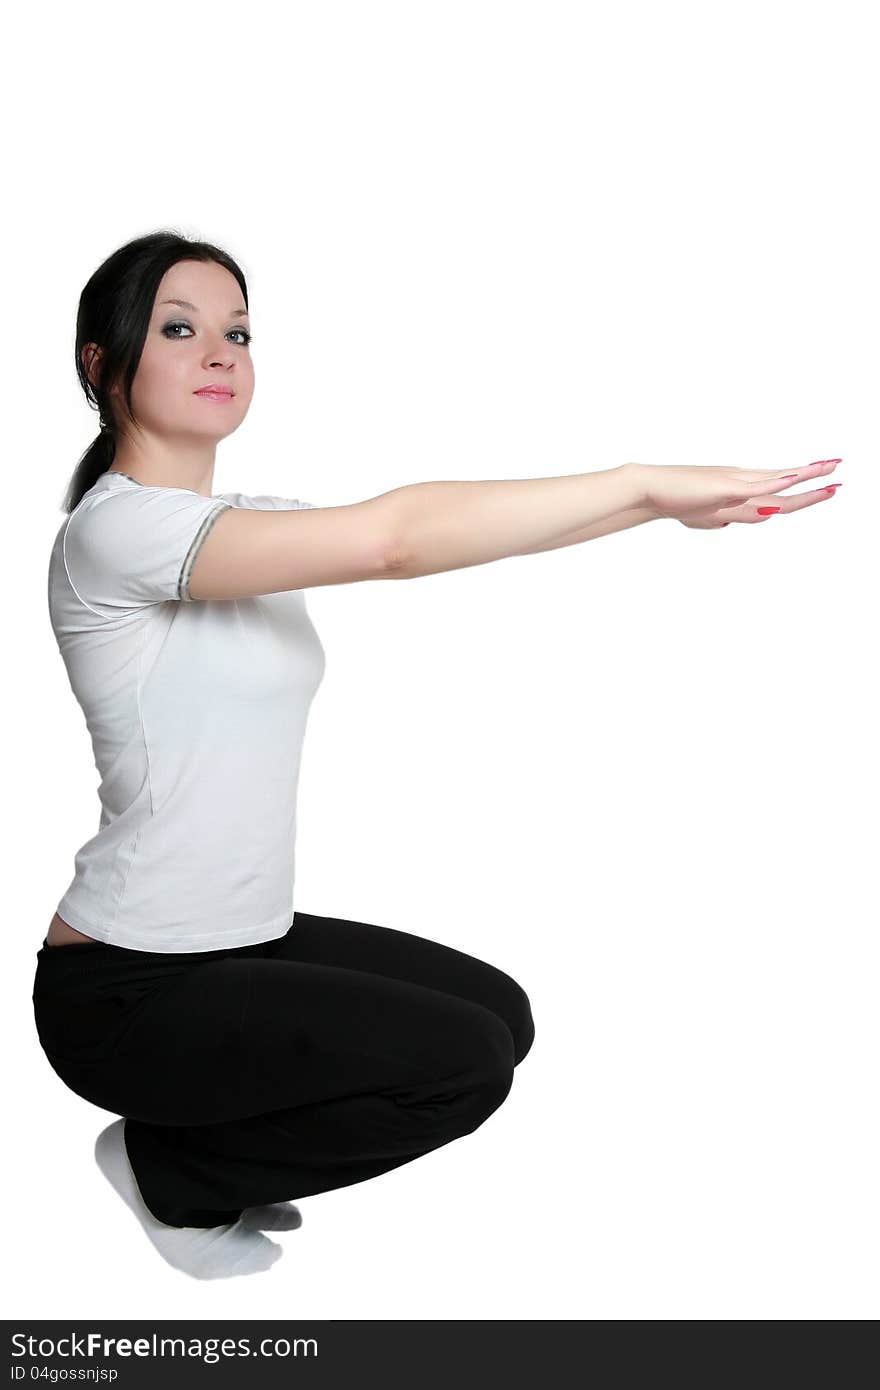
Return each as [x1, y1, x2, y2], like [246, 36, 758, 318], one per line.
[775, 459, 841, 486]
[731, 459, 840, 486]
[720, 485, 840, 523]
[730, 468, 835, 499]
[761, 486, 842, 514]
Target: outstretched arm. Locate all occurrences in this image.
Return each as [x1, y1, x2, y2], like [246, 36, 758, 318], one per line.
[381, 458, 840, 577]
[383, 464, 644, 579]
[516, 503, 659, 555]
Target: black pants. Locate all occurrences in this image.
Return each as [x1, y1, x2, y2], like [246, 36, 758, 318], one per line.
[31, 911, 535, 1227]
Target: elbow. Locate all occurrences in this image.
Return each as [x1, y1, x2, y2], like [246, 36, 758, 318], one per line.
[369, 493, 412, 578]
[380, 541, 410, 578]
[377, 512, 410, 578]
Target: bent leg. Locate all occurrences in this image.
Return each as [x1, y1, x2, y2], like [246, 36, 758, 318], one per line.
[267, 910, 536, 1066]
[121, 952, 516, 1226]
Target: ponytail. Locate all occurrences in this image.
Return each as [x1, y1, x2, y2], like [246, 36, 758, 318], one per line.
[60, 423, 117, 515]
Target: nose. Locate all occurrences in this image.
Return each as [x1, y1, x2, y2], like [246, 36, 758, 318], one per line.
[202, 337, 237, 370]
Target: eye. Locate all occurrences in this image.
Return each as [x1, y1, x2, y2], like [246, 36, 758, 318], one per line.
[162, 320, 252, 346]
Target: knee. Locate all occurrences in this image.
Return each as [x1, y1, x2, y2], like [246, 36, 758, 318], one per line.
[513, 984, 536, 1066]
[499, 974, 536, 1067]
[457, 1012, 516, 1133]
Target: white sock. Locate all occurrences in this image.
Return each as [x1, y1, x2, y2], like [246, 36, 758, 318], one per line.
[240, 1202, 303, 1231]
[94, 1119, 283, 1280]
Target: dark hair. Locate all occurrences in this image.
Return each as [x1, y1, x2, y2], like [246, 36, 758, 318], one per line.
[62, 229, 249, 513]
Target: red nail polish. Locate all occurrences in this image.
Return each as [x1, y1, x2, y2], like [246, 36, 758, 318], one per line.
[756, 506, 781, 515]
[825, 484, 842, 493]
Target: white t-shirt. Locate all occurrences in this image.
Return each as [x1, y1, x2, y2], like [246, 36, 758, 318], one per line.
[49, 468, 326, 952]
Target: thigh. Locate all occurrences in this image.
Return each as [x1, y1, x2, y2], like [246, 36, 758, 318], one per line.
[53, 949, 514, 1130]
[268, 910, 535, 1064]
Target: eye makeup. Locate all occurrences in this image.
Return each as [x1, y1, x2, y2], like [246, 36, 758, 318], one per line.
[162, 320, 252, 346]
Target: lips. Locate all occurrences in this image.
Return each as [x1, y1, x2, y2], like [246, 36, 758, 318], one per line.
[194, 386, 234, 397]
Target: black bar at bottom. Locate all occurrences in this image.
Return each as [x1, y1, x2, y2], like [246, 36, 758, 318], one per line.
[5, 1321, 581, 1389]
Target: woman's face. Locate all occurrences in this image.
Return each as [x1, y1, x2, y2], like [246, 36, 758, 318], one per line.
[105, 258, 255, 442]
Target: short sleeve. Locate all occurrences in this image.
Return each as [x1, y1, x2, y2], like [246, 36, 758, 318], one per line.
[216, 493, 317, 511]
[63, 486, 233, 616]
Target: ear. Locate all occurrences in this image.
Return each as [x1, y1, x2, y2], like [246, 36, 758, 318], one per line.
[81, 342, 103, 390]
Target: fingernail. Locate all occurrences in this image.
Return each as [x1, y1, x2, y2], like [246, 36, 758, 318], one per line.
[824, 484, 842, 493]
[811, 458, 842, 465]
[756, 506, 781, 515]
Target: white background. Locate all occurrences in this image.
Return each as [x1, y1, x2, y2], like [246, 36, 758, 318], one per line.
[4, 0, 876, 1320]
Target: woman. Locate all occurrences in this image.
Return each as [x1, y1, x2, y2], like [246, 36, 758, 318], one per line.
[33, 230, 841, 1282]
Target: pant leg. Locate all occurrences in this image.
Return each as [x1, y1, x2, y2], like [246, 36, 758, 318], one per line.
[117, 946, 518, 1226]
[266, 910, 536, 1066]
[33, 917, 531, 1229]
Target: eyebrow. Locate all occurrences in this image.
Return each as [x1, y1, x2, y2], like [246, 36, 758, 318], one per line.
[159, 298, 250, 318]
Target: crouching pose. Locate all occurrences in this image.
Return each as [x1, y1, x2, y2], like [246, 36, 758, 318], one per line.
[33, 229, 840, 1279]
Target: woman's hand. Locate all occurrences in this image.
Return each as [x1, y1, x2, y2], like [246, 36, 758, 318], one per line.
[630, 458, 842, 529]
